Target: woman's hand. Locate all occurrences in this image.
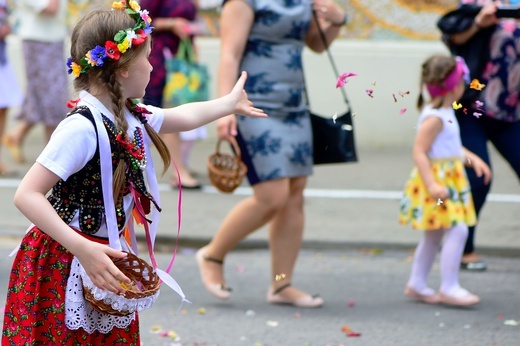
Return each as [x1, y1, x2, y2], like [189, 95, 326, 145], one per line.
[216, 115, 237, 139]
[312, 0, 346, 26]
[74, 242, 131, 294]
[475, 2, 500, 29]
[169, 17, 191, 40]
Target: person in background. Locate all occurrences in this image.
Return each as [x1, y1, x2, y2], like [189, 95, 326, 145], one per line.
[443, 0, 520, 271]
[2, 0, 69, 163]
[0, 0, 23, 176]
[399, 55, 491, 306]
[196, 0, 348, 308]
[140, 0, 206, 189]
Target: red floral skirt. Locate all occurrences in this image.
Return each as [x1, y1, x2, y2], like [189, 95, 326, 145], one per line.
[2, 227, 140, 345]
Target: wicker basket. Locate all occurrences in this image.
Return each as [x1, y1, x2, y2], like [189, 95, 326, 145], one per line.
[207, 137, 247, 193]
[83, 252, 160, 316]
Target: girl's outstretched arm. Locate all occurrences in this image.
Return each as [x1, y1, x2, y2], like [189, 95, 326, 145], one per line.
[412, 116, 449, 201]
[159, 71, 266, 134]
[14, 163, 131, 294]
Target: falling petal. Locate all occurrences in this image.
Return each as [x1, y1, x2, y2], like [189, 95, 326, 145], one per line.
[336, 72, 357, 88]
[437, 199, 443, 206]
[504, 320, 519, 326]
[399, 90, 410, 97]
[150, 325, 163, 333]
[347, 300, 355, 307]
[332, 112, 338, 123]
[365, 89, 374, 98]
[346, 332, 362, 337]
[372, 81, 377, 86]
[198, 307, 206, 314]
[452, 101, 463, 110]
[475, 100, 484, 108]
[448, 119, 453, 123]
[181, 309, 188, 315]
[392, 93, 397, 103]
[236, 265, 245, 273]
[245, 309, 256, 317]
[470, 79, 486, 90]
[473, 112, 482, 119]
[267, 320, 279, 327]
[341, 326, 351, 332]
[294, 312, 302, 318]
[400, 108, 407, 115]
[463, 108, 468, 114]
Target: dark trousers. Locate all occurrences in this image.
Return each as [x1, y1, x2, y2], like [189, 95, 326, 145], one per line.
[456, 111, 520, 254]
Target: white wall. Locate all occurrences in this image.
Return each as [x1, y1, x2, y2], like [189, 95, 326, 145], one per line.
[6, 36, 449, 149]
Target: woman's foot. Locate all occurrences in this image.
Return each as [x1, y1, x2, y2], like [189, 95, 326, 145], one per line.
[267, 283, 324, 308]
[461, 252, 487, 271]
[170, 175, 201, 190]
[404, 285, 441, 304]
[195, 246, 232, 300]
[439, 287, 480, 306]
[2, 134, 25, 164]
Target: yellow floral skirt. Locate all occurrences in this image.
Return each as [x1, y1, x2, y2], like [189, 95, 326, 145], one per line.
[399, 159, 476, 230]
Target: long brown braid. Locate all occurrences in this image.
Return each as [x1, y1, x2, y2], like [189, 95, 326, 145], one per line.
[70, 9, 170, 201]
[417, 55, 457, 110]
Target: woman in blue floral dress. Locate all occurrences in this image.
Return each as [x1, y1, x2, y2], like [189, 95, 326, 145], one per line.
[196, 0, 348, 307]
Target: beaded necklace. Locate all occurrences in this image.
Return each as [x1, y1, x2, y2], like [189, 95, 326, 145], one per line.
[102, 115, 147, 170]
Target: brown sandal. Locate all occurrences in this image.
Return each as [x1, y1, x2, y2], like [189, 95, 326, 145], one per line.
[196, 247, 232, 300]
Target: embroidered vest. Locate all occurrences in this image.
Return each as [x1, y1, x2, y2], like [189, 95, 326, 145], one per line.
[47, 106, 156, 236]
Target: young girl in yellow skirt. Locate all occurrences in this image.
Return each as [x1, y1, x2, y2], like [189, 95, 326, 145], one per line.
[399, 55, 491, 306]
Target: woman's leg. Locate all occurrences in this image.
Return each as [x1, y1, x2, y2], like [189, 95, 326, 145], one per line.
[407, 229, 444, 294]
[163, 133, 200, 188]
[456, 111, 492, 265]
[268, 176, 310, 300]
[197, 178, 290, 293]
[3, 120, 33, 164]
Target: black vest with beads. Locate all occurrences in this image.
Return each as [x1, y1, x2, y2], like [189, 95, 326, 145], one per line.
[47, 106, 155, 236]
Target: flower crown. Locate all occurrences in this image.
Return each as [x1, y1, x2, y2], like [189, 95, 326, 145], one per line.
[66, 1, 153, 78]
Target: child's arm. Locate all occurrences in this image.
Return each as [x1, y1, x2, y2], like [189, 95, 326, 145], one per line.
[159, 71, 266, 134]
[412, 116, 449, 200]
[14, 163, 131, 294]
[462, 147, 492, 185]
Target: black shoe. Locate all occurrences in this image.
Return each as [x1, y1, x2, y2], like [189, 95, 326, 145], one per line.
[460, 260, 487, 271]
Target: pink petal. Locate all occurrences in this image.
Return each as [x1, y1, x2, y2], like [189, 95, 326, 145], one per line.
[400, 108, 407, 114]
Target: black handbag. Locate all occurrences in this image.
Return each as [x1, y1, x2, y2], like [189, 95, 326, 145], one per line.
[305, 9, 357, 165]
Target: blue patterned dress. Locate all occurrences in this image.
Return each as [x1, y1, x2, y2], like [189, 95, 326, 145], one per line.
[225, 0, 313, 184]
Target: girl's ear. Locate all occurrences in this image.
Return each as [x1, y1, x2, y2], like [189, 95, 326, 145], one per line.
[117, 68, 130, 79]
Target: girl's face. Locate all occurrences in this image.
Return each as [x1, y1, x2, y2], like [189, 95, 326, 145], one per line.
[453, 78, 466, 101]
[119, 40, 153, 99]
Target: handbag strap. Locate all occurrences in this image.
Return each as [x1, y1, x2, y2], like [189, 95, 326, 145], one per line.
[303, 9, 351, 111]
[176, 38, 196, 63]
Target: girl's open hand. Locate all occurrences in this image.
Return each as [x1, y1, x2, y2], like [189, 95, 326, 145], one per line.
[74, 242, 132, 294]
[229, 71, 267, 119]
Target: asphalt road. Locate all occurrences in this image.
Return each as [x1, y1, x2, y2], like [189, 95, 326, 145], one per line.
[1, 238, 519, 346]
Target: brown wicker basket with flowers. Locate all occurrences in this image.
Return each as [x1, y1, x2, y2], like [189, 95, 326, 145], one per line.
[207, 137, 247, 193]
[82, 252, 160, 316]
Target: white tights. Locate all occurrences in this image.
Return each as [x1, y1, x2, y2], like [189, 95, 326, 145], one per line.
[408, 224, 469, 296]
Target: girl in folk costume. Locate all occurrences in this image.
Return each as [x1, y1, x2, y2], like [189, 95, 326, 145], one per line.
[399, 55, 491, 306]
[1, 1, 265, 344]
